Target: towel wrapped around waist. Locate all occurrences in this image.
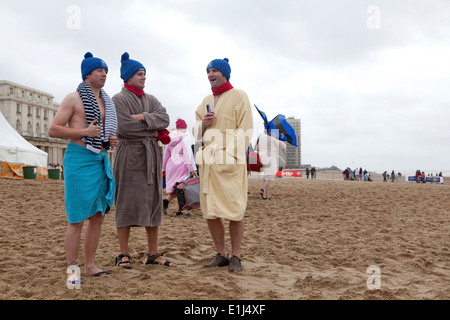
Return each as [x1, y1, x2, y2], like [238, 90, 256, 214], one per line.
[63, 142, 115, 224]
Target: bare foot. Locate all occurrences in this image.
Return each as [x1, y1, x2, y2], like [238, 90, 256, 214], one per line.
[85, 266, 111, 277]
[146, 253, 175, 267]
[154, 255, 175, 267]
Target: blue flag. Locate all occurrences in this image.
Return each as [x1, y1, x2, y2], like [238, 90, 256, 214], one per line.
[254, 105, 269, 128]
[254, 105, 298, 147]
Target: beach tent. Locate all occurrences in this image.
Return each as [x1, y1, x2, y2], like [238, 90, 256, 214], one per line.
[0, 111, 48, 167]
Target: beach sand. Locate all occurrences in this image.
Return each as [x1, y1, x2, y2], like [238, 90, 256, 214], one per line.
[0, 174, 448, 300]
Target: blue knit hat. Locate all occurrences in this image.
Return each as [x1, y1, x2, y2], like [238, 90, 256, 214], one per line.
[207, 58, 231, 81]
[120, 52, 146, 83]
[81, 52, 108, 80]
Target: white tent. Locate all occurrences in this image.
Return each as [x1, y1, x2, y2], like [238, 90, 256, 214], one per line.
[0, 111, 48, 167]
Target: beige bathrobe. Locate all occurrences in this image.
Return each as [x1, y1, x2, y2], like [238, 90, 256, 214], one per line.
[194, 88, 253, 221]
[113, 87, 170, 228]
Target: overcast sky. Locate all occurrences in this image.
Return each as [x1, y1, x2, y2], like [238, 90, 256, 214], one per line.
[1, 0, 449, 174]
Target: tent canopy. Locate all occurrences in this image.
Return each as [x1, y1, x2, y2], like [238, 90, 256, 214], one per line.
[0, 111, 48, 167]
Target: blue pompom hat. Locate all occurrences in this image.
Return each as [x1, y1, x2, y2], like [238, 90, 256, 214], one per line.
[120, 52, 146, 83]
[81, 52, 108, 80]
[206, 58, 231, 81]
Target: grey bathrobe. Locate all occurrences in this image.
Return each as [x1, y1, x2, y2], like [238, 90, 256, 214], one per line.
[113, 87, 170, 228]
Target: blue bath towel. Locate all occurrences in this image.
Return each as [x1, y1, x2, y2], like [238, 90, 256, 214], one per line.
[63, 143, 115, 224]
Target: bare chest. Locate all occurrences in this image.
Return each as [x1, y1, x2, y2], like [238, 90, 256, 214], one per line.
[71, 96, 106, 127]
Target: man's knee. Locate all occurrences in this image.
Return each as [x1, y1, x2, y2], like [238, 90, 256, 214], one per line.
[88, 212, 105, 224]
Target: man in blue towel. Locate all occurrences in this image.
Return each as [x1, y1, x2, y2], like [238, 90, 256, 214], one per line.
[49, 52, 118, 278]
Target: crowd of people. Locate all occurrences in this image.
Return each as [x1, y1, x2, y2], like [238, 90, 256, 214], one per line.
[342, 168, 444, 183]
[414, 169, 443, 183]
[49, 52, 288, 287]
[382, 170, 402, 182]
[343, 167, 373, 181]
[48, 163, 62, 170]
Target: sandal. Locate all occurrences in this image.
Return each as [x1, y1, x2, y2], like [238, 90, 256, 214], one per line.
[145, 253, 174, 267]
[115, 253, 133, 269]
[262, 195, 272, 200]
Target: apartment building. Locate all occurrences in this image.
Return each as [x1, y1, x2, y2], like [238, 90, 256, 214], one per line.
[285, 116, 302, 169]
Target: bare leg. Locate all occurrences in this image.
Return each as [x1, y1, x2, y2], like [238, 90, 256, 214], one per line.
[65, 221, 84, 266]
[146, 226, 158, 255]
[262, 179, 271, 198]
[207, 218, 227, 257]
[146, 226, 174, 266]
[117, 227, 130, 253]
[229, 218, 244, 258]
[83, 212, 106, 276]
[116, 226, 131, 266]
[167, 192, 177, 202]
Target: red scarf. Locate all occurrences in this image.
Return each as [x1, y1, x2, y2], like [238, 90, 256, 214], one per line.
[124, 83, 145, 97]
[124, 83, 171, 145]
[211, 82, 233, 96]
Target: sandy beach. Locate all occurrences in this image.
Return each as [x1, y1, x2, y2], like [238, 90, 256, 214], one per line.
[0, 174, 448, 300]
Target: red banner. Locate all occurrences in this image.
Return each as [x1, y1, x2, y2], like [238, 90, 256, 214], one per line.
[276, 170, 303, 177]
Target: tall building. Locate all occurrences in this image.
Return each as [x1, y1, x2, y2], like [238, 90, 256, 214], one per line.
[285, 116, 301, 169]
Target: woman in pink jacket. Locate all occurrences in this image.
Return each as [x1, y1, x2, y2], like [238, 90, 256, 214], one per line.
[162, 119, 197, 216]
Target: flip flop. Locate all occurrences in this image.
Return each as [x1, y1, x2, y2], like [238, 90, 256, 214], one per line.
[92, 270, 111, 277]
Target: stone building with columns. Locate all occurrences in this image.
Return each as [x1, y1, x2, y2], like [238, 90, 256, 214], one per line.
[0, 80, 115, 167]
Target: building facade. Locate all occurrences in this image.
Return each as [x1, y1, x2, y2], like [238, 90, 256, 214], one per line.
[285, 116, 302, 169]
[0, 80, 114, 167]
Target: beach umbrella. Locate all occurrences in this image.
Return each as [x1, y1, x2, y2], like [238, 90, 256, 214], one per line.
[254, 105, 298, 147]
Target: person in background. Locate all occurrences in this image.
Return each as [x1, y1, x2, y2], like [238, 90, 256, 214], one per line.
[162, 118, 197, 216]
[257, 129, 286, 200]
[311, 167, 316, 179]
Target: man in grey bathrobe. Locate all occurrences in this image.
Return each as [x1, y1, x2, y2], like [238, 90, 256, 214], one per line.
[113, 52, 174, 268]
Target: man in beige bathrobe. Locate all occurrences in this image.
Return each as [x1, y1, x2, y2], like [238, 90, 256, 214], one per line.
[194, 58, 253, 272]
[113, 52, 173, 268]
